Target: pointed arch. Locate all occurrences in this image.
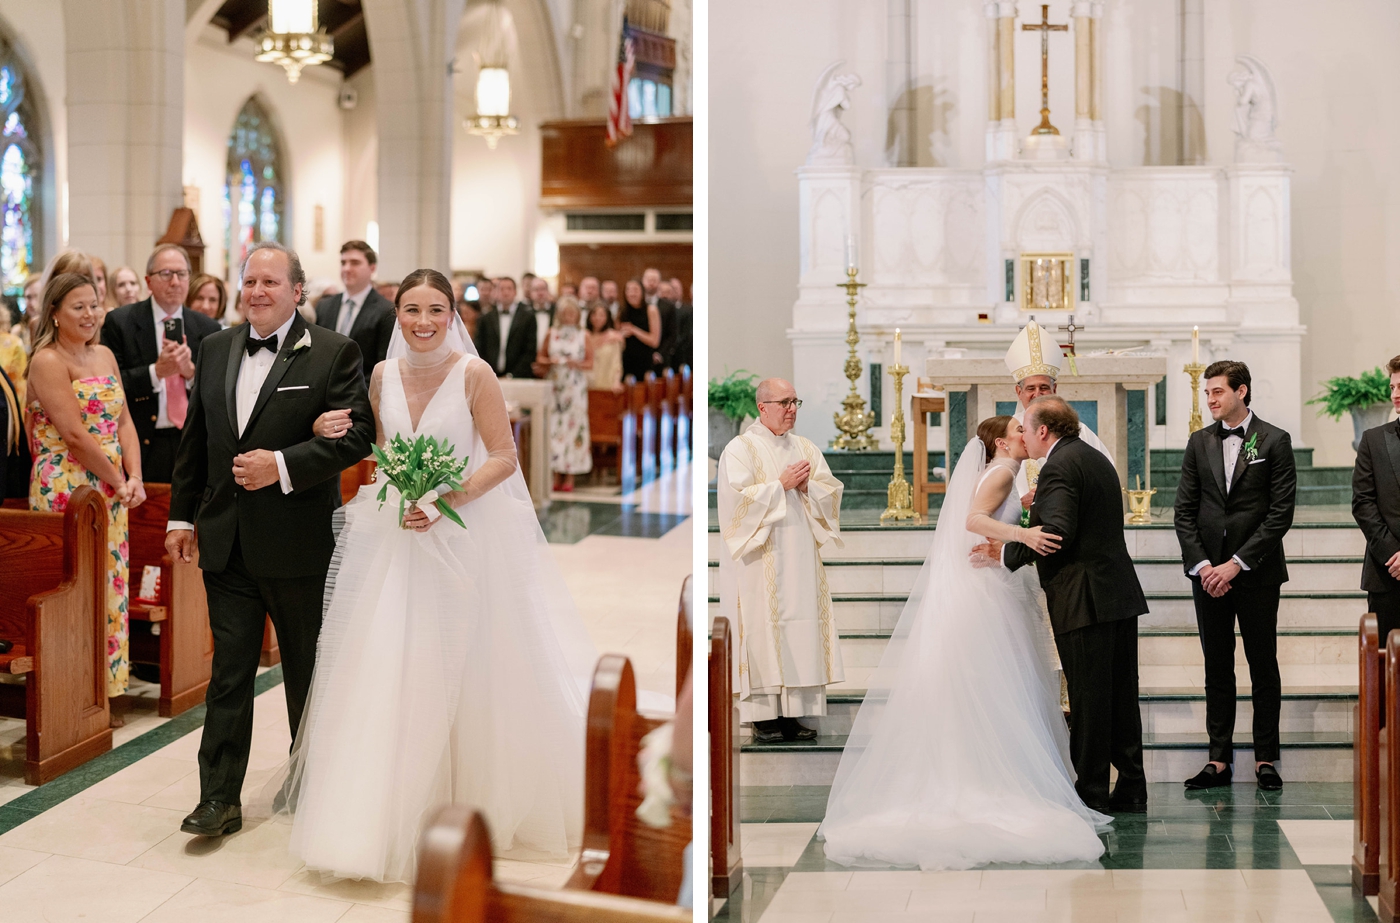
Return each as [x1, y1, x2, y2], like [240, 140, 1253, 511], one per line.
[1010, 186, 1085, 254]
[0, 25, 46, 295]
[223, 95, 289, 279]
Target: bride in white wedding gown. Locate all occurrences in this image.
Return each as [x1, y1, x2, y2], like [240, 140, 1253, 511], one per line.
[820, 415, 1110, 870]
[276, 269, 598, 883]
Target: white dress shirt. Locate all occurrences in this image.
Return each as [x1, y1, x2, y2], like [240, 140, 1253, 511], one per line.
[147, 301, 190, 430]
[496, 304, 516, 373]
[335, 285, 373, 336]
[1190, 411, 1255, 576]
[534, 307, 551, 354]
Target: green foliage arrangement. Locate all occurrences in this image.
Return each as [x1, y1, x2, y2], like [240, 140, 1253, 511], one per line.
[1307, 367, 1392, 420]
[709, 370, 760, 423]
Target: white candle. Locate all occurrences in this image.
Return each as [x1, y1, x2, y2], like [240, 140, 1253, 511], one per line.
[1192, 326, 1199, 365]
[846, 235, 857, 272]
[894, 328, 902, 366]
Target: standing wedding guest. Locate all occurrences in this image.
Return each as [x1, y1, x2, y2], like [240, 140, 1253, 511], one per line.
[642, 267, 676, 371]
[528, 276, 555, 358]
[1175, 360, 1296, 792]
[187, 274, 229, 325]
[27, 273, 146, 724]
[585, 302, 624, 391]
[472, 276, 537, 379]
[559, 282, 577, 299]
[671, 279, 693, 372]
[102, 244, 220, 483]
[0, 303, 25, 400]
[90, 255, 113, 312]
[1353, 355, 1400, 696]
[539, 296, 592, 492]
[315, 240, 396, 382]
[111, 266, 142, 307]
[602, 279, 620, 321]
[578, 276, 600, 307]
[0, 364, 28, 498]
[20, 275, 42, 348]
[716, 378, 844, 742]
[375, 280, 400, 302]
[619, 279, 661, 382]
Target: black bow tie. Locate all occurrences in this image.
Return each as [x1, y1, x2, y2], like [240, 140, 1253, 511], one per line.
[246, 334, 279, 357]
[1216, 424, 1245, 440]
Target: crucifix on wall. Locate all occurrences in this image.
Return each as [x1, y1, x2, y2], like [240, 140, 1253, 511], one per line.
[1022, 4, 1069, 136]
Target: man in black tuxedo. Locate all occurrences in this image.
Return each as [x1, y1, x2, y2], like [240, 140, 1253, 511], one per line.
[1174, 361, 1296, 792]
[101, 244, 221, 482]
[314, 240, 396, 382]
[642, 267, 676, 371]
[472, 276, 537, 378]
[973, 397, 1149, 813]
[1354, 356, 1400, 685]
[670, 277, 693, 372]
[165, 242, 373, 837]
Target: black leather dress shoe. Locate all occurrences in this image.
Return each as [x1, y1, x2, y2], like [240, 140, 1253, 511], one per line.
[752, 720, 785, 744]
[1184, 764, 1232, 790]
[1256, 763, 1283, 791]
[781, 718, 818, 741]
[1109, 785, 1149, 813]
[181, 800, 242, 836]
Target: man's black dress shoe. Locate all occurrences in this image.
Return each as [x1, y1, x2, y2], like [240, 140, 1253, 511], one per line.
[781, 717, 818, 741]
[1109, 785, 1149, 813]
[181, 800, 242, 836]
[1256, 763, 1283, 791]
[1184, 764, 1232, 790]
[752, 720, 785, 744]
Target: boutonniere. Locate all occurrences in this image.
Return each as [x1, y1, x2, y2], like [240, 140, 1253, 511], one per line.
[1243, 431, 1260, 463]
[283, 330, 312, 361]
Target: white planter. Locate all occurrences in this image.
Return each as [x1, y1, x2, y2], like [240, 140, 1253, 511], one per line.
[1350, 403, 1393, 451]
[709, 413, 745, 461]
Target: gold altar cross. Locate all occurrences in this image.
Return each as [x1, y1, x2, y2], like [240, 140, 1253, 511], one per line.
[1022, 4, 1068, 136]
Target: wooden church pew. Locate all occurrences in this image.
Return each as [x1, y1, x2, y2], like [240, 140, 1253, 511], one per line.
[676, 366, 691, 465]
[588, 387, 638, 491]
[1357, 614, 1385, 894]
[1381, 630, 1400, 921]
[649, 372, 674, 472]
[709, 616, 741, 898]
[675, 575, 692, 698]
[565, 654, 688, 903]
[126, 484, 213, 717]
[633, 376, 657, 485]
[340, 458, 377, 505]
[414, 806, 691, 923]
[0, 485, 112, 783]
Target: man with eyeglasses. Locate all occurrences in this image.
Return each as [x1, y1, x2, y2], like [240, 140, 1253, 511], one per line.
[716, 377, 846, 744]
[103, 243, 221, 482]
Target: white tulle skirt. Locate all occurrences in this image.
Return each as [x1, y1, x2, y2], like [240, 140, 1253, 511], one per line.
[282, 482, 589, 883]
[820, 561, 1109, 871]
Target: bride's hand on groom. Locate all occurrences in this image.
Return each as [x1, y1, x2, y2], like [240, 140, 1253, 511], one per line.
[1020, 526, 1062, 556]
[313, 409, 353, 439]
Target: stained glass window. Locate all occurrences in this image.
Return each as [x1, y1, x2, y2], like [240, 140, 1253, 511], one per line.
[223, 97, 285, 279]
[0, 59, 40, 297]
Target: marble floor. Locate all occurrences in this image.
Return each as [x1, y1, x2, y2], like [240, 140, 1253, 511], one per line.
[0, 465, 693, 920]
[716, 783, 1377, 923]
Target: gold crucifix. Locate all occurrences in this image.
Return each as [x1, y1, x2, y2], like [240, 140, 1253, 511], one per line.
[1022, 4, 1069, 136]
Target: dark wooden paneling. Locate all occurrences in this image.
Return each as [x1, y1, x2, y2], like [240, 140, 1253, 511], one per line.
[558, 244, 691, 297]
[541, 119, 692, 209]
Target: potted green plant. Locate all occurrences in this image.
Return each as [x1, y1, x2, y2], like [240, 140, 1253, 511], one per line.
[708, 370, 759, 460]
[1307, 367, 1394, 451]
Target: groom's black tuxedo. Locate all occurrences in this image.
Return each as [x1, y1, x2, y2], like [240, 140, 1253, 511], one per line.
[1174, 414, 1296, 765]
[169, 313, 374, 804]
[1005, 435, 1148, 808]
[1353, 420, 1400, 659]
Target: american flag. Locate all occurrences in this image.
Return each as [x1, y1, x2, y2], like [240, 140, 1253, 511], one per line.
[606, 17, 634, 147]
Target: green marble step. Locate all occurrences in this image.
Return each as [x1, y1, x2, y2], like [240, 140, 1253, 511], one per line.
[741, 730, 1352, 755]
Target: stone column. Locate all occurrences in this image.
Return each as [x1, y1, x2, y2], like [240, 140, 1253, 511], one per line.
[887, 0, 914, 167]
[362, 0, 467, 279]
[62, 0, 184, 270]
[1179, 0, 1205, 164]
[1071, 0, 1105, 161]
[1090, 1, 1105, 160]
[985, 0, 1017, 161]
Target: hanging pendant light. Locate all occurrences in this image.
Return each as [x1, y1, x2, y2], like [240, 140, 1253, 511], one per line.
[464, 1, 519, 148]
[256, 0, 334, 85]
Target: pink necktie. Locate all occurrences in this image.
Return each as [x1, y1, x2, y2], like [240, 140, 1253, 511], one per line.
[164, 313, 187, 428]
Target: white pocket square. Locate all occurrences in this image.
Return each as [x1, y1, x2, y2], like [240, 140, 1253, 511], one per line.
[277, 385, 309, 392]
[1248, 458, 1267, 465]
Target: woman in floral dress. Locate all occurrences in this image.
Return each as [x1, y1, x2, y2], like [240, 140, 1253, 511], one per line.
[26, 272, 146, 726]
[538, 296, 593, 492]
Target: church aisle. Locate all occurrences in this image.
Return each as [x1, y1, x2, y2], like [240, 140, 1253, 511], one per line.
[717, 783, 1375, 923]
[0, 465, 691, 920]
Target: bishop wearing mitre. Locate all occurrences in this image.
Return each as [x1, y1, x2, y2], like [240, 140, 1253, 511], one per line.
[716, 377, 844, 744]
[1007, 321, 1114, 505]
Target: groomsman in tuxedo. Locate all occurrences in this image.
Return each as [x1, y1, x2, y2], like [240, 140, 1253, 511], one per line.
[1174, 360, 1297, 792]
[472, 276, 538, 378]
[1352, 355, 1400, 662]
[314, 240, 396, 381]
[102, 244, 221, 482]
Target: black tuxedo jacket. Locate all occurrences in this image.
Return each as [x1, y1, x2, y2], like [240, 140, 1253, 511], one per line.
[672, 301, 693, 371]
[169, 314, 374, 579]
[102, 298, 221, 446]
[1174, 415, 1296, 587]
[471, 304, 538, 378]
[1353, 420, 1400, 593]
[653, 298, 677, 369]
[1005, 436, 1149, 635]
[314, 288, 396, 380]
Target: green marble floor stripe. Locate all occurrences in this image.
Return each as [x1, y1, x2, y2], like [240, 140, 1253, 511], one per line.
[0, 665, 284, 835]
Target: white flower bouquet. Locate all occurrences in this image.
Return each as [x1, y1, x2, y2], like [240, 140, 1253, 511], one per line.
[371, 434, 469, 528]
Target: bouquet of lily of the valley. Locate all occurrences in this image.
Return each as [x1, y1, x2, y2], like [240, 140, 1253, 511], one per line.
[371, 434, 469, 529]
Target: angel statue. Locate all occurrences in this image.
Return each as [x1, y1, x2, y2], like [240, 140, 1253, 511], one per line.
[1227, 55, 1282, 162]
[807, 62, 862, 166]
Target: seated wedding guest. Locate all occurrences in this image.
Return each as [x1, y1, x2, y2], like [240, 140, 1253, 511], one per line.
[315, 240, 395, 381]
[602, 279, 620, 321]
[91, 255, 113, 312]
[472, 276, 537, 378]
[111, 266, 142, 306]
[585, 302, 624, 392]
[537, 296, 592, 492]
[27, 272, 146, 725]
[102, 244, 220, 482]
[186, 273, 229, 325]
[619, 278, 661, 381]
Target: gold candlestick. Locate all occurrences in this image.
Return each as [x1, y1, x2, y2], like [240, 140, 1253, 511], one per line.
[1184, 362, 1206, 434]
[831, 267, 877, 451]
[881, 363, 917, 522]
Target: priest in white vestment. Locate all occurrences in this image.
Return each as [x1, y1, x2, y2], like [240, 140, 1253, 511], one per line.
[1006, 321, 1114, 505]
[716, 378, 844, 744]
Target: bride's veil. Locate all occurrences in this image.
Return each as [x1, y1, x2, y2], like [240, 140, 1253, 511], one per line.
[820, 441, 988, 832]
